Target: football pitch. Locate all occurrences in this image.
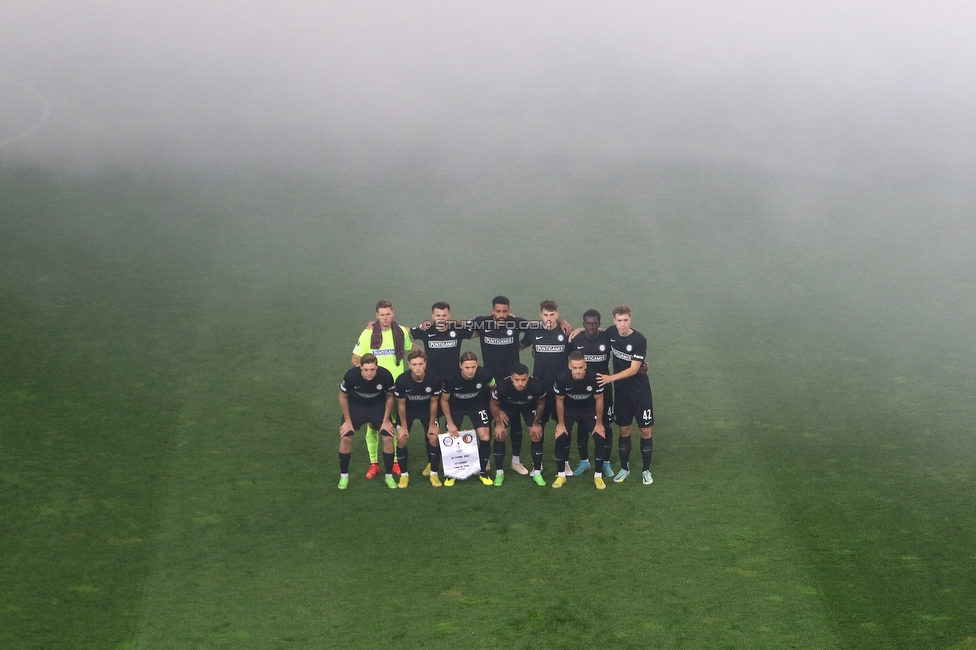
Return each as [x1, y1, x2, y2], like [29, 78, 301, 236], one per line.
[2, 160, 975, 649]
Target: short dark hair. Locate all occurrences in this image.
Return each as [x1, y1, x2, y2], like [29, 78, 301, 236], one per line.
[540, 300, 558, 312]
[568, 351, 585, 362]
[360, 353, 378, 366]
[431, 301, 450, 312]
[459, 351, 479, 364]
[407, 349, 427, 362]
[375, 300, 393, 312]
[491, 295, 510, 308]
[612, 304, 631, 317]
[583, 309, 601, 322]
[510, 363, 529, 376]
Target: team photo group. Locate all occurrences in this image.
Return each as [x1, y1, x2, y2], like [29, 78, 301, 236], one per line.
[338, 296, 656, 491]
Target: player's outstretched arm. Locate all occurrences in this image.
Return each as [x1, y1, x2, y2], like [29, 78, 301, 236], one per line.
[596, 359, 642, 387]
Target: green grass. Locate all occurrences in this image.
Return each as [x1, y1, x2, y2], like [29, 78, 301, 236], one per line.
[2, 161, 975, 649]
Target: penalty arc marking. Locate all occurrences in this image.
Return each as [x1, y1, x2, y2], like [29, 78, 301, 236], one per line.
[0, 80, 52, 149]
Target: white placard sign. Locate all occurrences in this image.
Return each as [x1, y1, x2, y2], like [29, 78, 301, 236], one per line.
[438, 430, 480, 480]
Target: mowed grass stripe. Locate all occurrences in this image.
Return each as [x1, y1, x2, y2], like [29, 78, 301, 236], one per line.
[0, 167, 214, 649]
[702, 294, 976, 648]
[6, 163, 974, 648]
[650, 166, 976, 648]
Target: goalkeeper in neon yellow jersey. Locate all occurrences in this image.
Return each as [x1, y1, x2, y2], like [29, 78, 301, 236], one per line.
[351, 300, 417, 478]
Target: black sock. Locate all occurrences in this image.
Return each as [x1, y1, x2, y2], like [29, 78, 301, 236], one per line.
[593, 433, 606, 472]
[478, 439, 491, 472]
[493, 440, 506, 472]
[426, 440, 439, 468]
[577, 427, 590, 461]
[382, 451, 395, 473]
[510, 416, 523, 457]
[530, 440, 544, 471]
[618, 436, 632, 471]
[555, 434, 570, 473]
[397, 446, 409, 474]
[433, 445, 442, 472]
[339, 452, 351, 473]
[640, 437, 653, 471]
[604, 426, 613, 460]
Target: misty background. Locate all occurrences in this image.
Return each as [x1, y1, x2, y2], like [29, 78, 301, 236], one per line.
[4, 0, 975, 372]
[3, 1, 975, 173]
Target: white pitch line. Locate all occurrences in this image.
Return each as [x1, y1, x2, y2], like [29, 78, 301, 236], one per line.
[0, 80, 52, 149]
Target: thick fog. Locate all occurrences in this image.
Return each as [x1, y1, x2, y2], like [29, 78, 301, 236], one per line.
[3, 1, 975, 369]
[3, 1, 975, 176]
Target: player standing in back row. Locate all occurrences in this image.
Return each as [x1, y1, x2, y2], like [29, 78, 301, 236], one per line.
[410, 302, 473, 387]
[568, 309, 616, 479]
[351, 300, 416, 479]
[595, 305, 655, 485]
[410, 302, 473, 477]
[470, 296, 574, 474]
[523, 300, 571, 472]
[468, 296, 535, 474]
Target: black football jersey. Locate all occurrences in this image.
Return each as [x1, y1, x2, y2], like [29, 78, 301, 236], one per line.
[492, 375, 547, 410]
[409, 325, 472, 381]
[606, 326, 651, 393]
[340, 366, 395, 406]
[471, 315, 530, 382]
[393, 371, 442, 416]
[443, 366, 495, 410]
[552, 368, 603, 411]
[568, 330, 612, 375]
[525, 327, 569, 386]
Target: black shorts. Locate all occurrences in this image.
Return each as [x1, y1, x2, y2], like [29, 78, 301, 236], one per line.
[342, 403, 387, 431]
[404, 413, 434, 432]
[502, 405, 537, 429]
[449, 405, 491, 429]
[562, 408, 597, 435]
[613, 388, 653, 428]
[418, 402, 446, 428]
[537, 393, 558, 425]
